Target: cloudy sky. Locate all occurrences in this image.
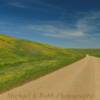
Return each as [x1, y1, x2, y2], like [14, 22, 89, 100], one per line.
[0, 0, 100, 48]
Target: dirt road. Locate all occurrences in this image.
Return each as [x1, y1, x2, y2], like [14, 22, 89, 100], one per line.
[0, 55, 100, 100]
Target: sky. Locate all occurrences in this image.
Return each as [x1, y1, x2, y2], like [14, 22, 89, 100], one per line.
[0, 0, 100, 48]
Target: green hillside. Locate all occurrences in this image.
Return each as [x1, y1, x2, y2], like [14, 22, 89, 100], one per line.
[0, 34, 99, 93]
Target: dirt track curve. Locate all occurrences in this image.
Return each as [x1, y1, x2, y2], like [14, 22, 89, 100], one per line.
[0, 55, 100, 100]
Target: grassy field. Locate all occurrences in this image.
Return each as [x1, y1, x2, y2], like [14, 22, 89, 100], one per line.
[0, 34, 100, 93]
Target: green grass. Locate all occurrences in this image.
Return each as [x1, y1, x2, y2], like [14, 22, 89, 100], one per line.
[0, 34, 100, 93]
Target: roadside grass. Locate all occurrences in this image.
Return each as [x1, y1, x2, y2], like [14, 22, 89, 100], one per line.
[0, 49, 85, 93]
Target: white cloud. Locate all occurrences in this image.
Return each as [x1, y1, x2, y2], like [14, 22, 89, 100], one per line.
[7, 0, 62, 11]
[31, 11, 100, 38]
[8, 1, 26, 8]
[25, 11, 100, 39]
[27, 24, 85, 38]
[77, 11, 100, 36]
[44, 31, 84, 38]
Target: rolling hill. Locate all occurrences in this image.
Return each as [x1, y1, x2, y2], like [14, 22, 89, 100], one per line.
[0, 34, 99, 93]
